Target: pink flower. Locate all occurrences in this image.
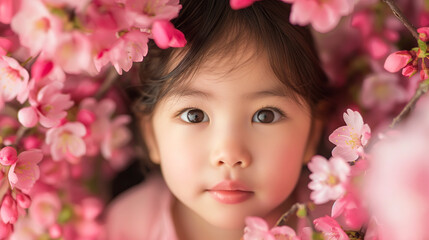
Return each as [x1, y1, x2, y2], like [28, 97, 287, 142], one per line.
[289, 0, 354, 33]
[384, 50, 412, 73]
[45, 122, 87, 163]
[8, 149, 43, 193]
[360, 73, 407, 112]
[308, 156, 350, 204]
[0, 194, 18, 224]
[364, 115, 429, 240]
[124, 0, 181, 28]
[95, 30, 149, 75]
[52, 31, 96, 75]
[0, 146, 18, 166]
[417, 27, 429, 42]
[10, 0, 61, 56]
[152, 20, 187, 49]
[331, 191, 368, 230]
[0, 220, 12, 239]
[0, 55, 29, 109]
[29, 192, 61, 227]
[18, 82, 74, 128]
[329, 109, 371, 162]
[101, 115, 132, 168]
[230, 0, 259, 10]
[243, 216, 299, 240]
[0, 0, 20, 24]
[313, 216, 349, 240]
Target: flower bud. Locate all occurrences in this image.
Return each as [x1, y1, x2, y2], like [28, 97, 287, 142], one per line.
[0, 147, 17, 166]
[0, 194, 18, 224]
[402, 64, 417, 77]
[16, 193, 31, 209]
[418, 27, 429, 42]
[384, 51, 412, 73]
[0, 221, 12, 239]
[77, 109, 96, 126]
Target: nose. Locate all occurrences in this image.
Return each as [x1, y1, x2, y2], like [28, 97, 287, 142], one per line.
[210, 133, 252, 168]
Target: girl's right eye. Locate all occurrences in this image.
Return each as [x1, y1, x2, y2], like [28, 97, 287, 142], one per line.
[180, 109, 209, 123]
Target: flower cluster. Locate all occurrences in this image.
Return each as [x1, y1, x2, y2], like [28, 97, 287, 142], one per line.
[0, 0, 184, 238]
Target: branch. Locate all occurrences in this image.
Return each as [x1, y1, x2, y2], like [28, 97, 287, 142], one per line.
[275, 203, 300, 226]
[94, 67, 119, 100]
[390, 79, 429, 128]
[382, 0, 419, 40]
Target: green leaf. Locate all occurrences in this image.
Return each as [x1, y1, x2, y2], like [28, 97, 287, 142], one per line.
[418, 39, 427, 57]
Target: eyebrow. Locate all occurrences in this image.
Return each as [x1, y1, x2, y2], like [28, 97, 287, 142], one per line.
[166, 86, 290, 99]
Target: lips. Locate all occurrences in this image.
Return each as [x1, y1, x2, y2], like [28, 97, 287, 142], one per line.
[207, 180, 253, 204]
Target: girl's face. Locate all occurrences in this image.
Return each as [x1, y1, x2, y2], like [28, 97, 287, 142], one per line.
[142, 49, 316, 230]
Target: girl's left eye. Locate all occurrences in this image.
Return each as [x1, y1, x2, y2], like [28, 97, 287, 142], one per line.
[252, 108, 284, 123]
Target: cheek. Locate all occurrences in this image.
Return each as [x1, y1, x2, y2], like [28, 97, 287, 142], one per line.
[155, 126, 206, 192]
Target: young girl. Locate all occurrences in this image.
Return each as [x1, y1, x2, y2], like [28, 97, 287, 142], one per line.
[106, 0, 329, 239]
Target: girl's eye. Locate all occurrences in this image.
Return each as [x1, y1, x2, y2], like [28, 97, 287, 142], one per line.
[252, 108, 284, 123]
[180, 109, 209, 123]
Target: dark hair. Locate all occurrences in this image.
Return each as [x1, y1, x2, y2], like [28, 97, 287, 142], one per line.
[133, 0, 330, 116]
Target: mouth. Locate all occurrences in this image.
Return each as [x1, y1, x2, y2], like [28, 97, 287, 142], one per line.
[207, 180, 254, 204]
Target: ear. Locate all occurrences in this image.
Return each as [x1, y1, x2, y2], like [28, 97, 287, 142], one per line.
[139, 115, 161, 164]
[302, 115, 324, 165]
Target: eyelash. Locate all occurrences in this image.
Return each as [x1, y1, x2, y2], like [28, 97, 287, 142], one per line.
[175, 106, 288, 121]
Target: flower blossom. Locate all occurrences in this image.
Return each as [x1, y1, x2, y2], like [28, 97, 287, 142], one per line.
[308, 156, 350, 204]
[329, 109, 371, 162]
[45, 122, 87, 163]
[79, 98, 132, 169]
[8, 149, 43, 193]
[94, 30, 149, 75]
[313, 216, 349, 240]
[360, 73, 407, 112]
[0, 55, 29, 109]
[286, 0, 355, 33]
[10, 0, 61, 56]
[331, 191, 368, 230]
[243, 216, 299, 240]
[18, 82, 74, 128]
[124, 0, 182, 28]
[364, 111, 429, 240]
[29, 192, 61, 227]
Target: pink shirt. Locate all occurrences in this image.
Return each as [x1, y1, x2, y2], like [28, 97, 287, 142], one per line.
[106, 174, 178, 240]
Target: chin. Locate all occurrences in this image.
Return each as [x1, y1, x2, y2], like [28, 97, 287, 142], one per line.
[202, 210, 250, 230]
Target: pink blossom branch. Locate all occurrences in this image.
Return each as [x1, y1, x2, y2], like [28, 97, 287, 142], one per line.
[390, 79, 429, 128]
[382, 0, 418, 40]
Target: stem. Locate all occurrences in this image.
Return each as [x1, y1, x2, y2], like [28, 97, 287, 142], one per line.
[275, 203, 300, 226]
[13, 126, 28, 146]
[382, 0, 419, 40]
[94, 67, 119, 100]
[390, 79, 429, 128]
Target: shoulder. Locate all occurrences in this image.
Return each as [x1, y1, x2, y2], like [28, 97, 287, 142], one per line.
[105, 173, 173, 240]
